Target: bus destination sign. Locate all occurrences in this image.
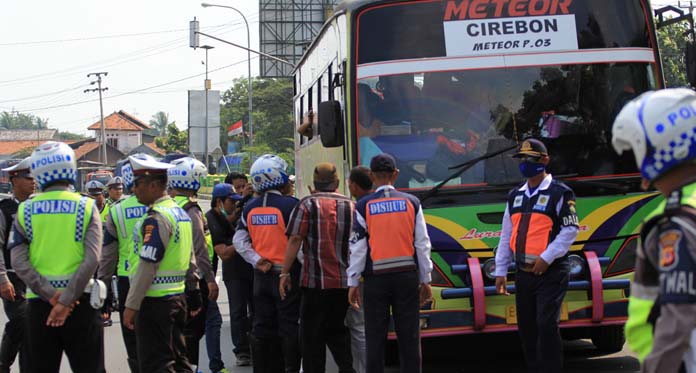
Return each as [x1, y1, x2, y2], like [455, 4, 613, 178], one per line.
[443, 0, 579, 56]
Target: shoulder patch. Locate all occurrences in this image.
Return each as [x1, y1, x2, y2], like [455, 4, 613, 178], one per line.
[659, 229, 681, 271]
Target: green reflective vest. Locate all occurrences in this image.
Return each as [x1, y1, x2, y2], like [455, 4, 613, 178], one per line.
[17, 190, 94, 299]
[133, 197, 193, 298]
[174, 196, 215, 263]
[109, 196, 147, 276]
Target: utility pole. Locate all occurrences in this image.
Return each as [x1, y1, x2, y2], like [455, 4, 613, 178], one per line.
[85, 72, 109, 165]
[202, 45, 214, 168]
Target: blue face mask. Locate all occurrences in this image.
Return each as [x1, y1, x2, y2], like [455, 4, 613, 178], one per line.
[518, 161, 546, 178]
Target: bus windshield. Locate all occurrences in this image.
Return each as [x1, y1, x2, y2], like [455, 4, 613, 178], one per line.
[356, 64, 656, 189]
[354, 0, 659, 190]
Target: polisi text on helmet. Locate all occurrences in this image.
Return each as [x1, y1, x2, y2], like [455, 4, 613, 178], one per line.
[655, 103, 696, 134]
[35, 154, 68, 167]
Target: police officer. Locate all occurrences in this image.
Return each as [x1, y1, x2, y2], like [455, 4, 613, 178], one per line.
[85, 180, 108, 221]
[9, 141, 104, 371]
[122, 154, 201, 372]
[167, 157, 219, 370]
[233, 154, 301, 373]
[613, 88, 696, 373]
[98, 156, 150, 372]
[494, 138, 579, 373]
[0, 158, 33, 373]
[105, 176, 125, 205]
[347, 153, 433, 373]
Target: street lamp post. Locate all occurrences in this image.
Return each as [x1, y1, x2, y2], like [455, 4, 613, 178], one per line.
[201, 3, 254, 146]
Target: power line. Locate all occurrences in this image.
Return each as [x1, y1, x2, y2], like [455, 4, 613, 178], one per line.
[0, 83, 88, 104]
[0, 21, 254, 47]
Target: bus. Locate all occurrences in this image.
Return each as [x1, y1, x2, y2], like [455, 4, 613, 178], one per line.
[293, 0, 663, 352]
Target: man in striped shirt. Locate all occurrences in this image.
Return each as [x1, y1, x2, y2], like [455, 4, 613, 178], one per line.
[280, 162, 355, 373]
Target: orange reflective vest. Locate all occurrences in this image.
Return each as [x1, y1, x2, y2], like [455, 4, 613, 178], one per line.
[358, 188, 419, 275]
[507, 179, 575, 265]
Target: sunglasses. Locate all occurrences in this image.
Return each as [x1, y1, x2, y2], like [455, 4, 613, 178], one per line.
[516, 155, 542, 162]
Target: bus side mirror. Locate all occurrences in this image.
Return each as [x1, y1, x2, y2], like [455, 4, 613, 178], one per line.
[318, 100, 344, 148]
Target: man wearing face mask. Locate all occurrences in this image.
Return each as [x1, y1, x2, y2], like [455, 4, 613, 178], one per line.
[494, 138, 579, 373]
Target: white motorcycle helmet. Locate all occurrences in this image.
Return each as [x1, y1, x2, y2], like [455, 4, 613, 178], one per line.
[30, 141, 77, 189]
[250, 154, 289, 193]
[612, 88, 696, 182]
[167, 157, 208, 191]
[122, 154, 156, 189]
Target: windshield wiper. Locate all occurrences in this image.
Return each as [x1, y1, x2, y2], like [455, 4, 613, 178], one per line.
[420, 143, 518, 203]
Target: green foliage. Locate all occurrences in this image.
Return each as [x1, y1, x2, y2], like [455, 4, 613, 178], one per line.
[155, 123, 188, 153]
[656, 18, 689, 87]
[56, 131, 88, 141]
[0, 111, 49, 130]
[149, 111, 170, 137]
[220, 77, 294, 169]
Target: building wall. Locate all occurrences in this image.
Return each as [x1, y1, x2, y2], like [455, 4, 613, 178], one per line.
[80, 146, 125, 166]
[95, 130, 141, 153]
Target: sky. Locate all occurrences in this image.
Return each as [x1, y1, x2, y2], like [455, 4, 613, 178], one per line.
[0, 0, 681, 137]
[0, 0, 260, 136]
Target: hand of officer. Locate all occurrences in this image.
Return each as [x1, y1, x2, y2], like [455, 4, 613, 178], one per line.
[348, 286, 361, 310]
[279, 274, 291, 300]
[495, 276, 509, 295]
[0, 281, 15, 302]
[46, 303, 72, 327]
[531, 257, 550, 276]
[48, 290, 62, 306]
[256, 258, 272, 273]
[207, 281, 219, 301]
[419, 284, 432, 307]
[123, 308, 137, 330]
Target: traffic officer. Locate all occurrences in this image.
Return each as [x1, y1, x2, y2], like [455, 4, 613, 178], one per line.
[494, 138, 579, 373]
[0, 157, 33, 373]
[613, 88, 696, 372]
[85, 180, 108, 221]
[98, 155, 150, 372]
[233, 154, 301, 373]
[122, 154, 201, 372]
[105, 176, 125, 205]
[167, 157, 218, 371]
[347, 153, 433, 373]
[9, 141, 104, 371]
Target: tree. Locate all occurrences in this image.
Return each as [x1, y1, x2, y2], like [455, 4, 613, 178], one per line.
[220, 77, 294, 166]
[149, 111, 170, 137]
[56, 131, 88, 141]
[155, 122, 188, 153]
[656, 18, 689, 87]
[0, 111, 49, 130]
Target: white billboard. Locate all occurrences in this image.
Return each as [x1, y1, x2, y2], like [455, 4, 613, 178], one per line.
[188, 90, 221, 159]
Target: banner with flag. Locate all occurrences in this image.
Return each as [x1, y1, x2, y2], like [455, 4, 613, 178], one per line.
[227, 120, 243, 137]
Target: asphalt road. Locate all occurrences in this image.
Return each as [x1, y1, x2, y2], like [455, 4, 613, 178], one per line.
[0, 198, 641, 372]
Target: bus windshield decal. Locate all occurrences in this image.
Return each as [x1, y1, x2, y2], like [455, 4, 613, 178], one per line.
[356, 48, 655, 80]
[444, 0, 573, 21]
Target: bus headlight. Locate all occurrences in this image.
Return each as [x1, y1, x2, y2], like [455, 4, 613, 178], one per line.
[568, 254, 586, 279]
[483, 258, 497, 280]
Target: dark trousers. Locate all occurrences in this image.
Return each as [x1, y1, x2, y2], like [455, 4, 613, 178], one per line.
[135, 295, 191, 373]
[364, 271, 421, 373]
[26, 296, 104, 373]
[252, 270, 301, 373]
[225, 277, 253, 356]
[0, 273, 27, 373]
[300, 288, 354, 373]
[185, 279, 210, 368]
[117, 276, 139, 372]
[515, 258, 569, 373]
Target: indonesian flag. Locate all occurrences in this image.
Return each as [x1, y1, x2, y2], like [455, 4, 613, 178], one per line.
[228, 120, 243, 137]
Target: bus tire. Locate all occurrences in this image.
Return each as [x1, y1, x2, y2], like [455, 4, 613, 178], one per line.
[591, 325, 625, 353]
[385, 340, 399, 366]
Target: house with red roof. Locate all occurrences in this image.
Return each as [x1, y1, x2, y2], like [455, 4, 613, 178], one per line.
[87, 110, 152, 154]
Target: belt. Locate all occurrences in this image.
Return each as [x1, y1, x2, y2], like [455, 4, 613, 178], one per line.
[518, 263, 535, 273]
